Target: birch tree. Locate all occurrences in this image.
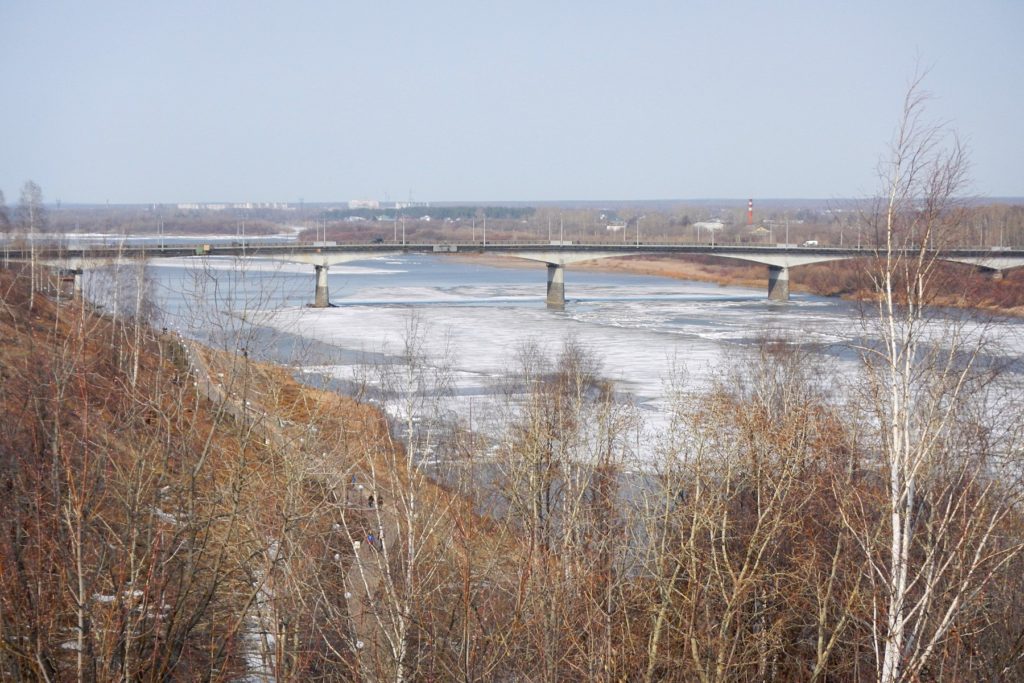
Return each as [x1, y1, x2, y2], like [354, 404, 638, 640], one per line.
[858, 71, 1024, 683]
[0, 189, 10, 232]
[16, 181, 45, 305]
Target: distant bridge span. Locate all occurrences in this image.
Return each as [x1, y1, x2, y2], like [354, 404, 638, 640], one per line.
[6, 241, 1023, 308]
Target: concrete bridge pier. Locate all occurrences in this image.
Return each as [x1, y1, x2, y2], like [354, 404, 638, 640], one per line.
[979, 266, 1004, 280]
[57, 268, 84, 299]
[546, 263, 565, 309]
[314, 264, 331, 308]
[768, 265, 790, 302]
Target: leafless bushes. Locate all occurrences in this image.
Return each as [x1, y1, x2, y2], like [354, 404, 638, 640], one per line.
[3, 257, 1024, 681]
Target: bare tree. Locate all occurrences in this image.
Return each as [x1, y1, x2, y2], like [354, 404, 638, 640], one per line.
[16, 180, 46, 305]
[16, 181, 45, 235]
[485, 339, 642, 681]
[636, 341, 866, 682]
[856, 71, 1024, 683]
[0, 189, 10, 232]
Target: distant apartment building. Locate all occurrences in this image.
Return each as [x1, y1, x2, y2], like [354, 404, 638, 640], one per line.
[348, 199, 381, 210]
[232, 202, 292, 210]
[176, 202, 292, 211]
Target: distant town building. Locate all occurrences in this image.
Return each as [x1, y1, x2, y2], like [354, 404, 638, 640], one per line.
[176, 203, 227, 211]
[348, 199, 380, 210]
[176, 202, 292, 211]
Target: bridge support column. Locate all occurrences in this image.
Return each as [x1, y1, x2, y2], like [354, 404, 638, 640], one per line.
[314, 264, 330, 308]
[767, 265, 789, 302]
[546, 263, 565, 309]
[984, 268, 1004, 281]
[58, 268, 83, 299]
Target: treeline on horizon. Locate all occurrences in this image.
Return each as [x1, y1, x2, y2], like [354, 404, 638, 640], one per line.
[0, 181, 282, 236]
[4, 178, 1024, 251]
[323, 205, 537, 221]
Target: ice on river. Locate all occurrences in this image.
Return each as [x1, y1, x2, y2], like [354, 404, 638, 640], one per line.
[141, 253, 1024, 444]
[243, 257, 869, 434]
[145, 255, 399, 276]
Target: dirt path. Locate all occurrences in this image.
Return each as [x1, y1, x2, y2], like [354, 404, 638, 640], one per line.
[178, 337, 398, 681]
[341, 493, 401, 682]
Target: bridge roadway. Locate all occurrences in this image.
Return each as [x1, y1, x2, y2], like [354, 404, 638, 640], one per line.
[9, 241, 1024, 308]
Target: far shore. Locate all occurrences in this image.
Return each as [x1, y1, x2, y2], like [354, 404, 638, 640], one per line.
[447, 252, 1024, 317]
[447, 252, 779, 293]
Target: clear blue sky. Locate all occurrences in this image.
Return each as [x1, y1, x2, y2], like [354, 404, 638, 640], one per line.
[1, 1, 1021, 204]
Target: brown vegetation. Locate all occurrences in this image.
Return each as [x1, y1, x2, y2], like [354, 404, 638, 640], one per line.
[571, 255, 1024, 316]
[0, 266, 405, 679]
[2, 259, 1024, 680]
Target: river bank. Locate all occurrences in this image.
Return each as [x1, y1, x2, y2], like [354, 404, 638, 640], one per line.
[449, 251, 824, 296]
[450, 251, 1024, 317]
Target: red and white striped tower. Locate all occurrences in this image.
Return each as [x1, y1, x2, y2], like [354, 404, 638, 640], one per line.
[747, 198, 754, 226]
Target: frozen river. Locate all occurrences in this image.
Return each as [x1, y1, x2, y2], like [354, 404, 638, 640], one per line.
[87, 252, 1024, 438]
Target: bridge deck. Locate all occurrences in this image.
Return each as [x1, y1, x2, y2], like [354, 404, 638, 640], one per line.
[7, 240, 1023, 263]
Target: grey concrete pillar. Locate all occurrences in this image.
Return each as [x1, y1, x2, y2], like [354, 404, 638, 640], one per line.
[546, 263, 565, 309]
[987, 268, 1004, 281]
[767, 265, 789, 302]
[72, 269, 83, 298]
[314, 264, 330, 307]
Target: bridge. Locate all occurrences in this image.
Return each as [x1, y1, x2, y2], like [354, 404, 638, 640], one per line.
[6, 241, 1024, 308]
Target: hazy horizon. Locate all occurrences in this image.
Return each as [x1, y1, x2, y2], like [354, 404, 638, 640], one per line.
[38, 196, 1024, 211]
[2, 2, 1022, 205]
